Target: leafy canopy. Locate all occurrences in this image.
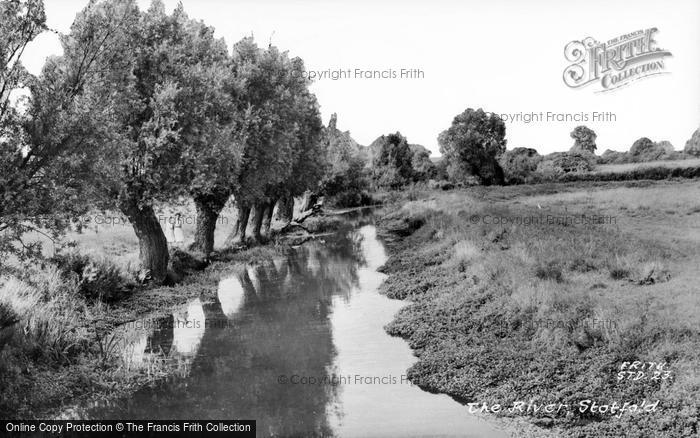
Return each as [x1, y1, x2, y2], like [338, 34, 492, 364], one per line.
[438, 108, 506, 185]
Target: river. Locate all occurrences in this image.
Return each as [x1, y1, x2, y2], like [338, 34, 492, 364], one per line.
[88, 218, 509, 437]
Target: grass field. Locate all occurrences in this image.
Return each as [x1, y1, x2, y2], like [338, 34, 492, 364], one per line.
[26, 202, 240, 271]
[377, 179, 700, 437]
[593, 158, 700, 174]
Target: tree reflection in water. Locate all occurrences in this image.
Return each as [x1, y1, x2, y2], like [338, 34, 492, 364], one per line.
[91, 226, 369, 437]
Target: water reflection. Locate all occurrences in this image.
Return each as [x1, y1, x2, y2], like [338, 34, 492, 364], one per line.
[118, 300, 207, 378]
[90, 221, 507, 437]
[217, 277, 245, 318]
[171, 299, 206, 357]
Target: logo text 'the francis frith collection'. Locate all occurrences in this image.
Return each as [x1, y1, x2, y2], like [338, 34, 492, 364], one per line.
[563, 28, 672, 92]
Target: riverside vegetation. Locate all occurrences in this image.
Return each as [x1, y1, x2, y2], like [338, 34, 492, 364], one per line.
[377, 180, 700, 437]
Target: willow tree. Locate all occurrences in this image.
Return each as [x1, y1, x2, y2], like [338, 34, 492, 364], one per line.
[256, 86, 327, 239]
[68, 0, 235, 282]
[223, 39, 325, 245]
[180, 19, 243, 255]
[438, 108, 506, 185]
[0, 0, 134, 266]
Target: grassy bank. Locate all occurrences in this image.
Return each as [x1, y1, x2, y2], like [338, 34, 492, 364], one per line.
[0, 207, 294, 419]
[0, 195, 351, 419]
[377, 180, 700, 437]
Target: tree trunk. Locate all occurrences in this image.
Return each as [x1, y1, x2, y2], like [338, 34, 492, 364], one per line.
[121, 201, 169, 284]
[250, 203, 266, 242]
[191, 192, 228, 255]
[300, 191, 318, 212]
[262, 200, 275, 237]
[225, 201, 251, 246]
[275, 196, 294, 223]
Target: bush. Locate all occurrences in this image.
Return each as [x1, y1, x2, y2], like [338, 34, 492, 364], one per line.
[320, 154, 370, 199]
[535, 261, 564, 282]
[555, 165, 700, 183]
[629, 137, 668, 162]
[51, 252, 131, 302]
[332, 190, 374, 208]
[553, 152, 595, 172]
[304, 216, 346, 233]
[598, 149, 629, 165]
[428, 179, 455, 190]
[537, 152, 594, 178]
[499, 147, 543, 184]
[168, 248, 208, 276]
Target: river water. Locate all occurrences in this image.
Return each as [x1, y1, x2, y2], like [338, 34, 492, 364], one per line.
[90, 219, 508, 437]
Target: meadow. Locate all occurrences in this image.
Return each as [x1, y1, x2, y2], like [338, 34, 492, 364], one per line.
[593, 158, 700, 174]
[377, 179, 700, 437]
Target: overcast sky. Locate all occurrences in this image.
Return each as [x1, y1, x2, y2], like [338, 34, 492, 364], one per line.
[23, 0, 700, 156]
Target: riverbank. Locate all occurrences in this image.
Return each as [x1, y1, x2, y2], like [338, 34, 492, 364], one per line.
[377, 180, 700, 437]
[0, 201, 364, 419]
[0, 240, 289, 419]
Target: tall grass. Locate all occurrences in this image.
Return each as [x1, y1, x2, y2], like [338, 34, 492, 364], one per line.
[0, 267, 91, 364]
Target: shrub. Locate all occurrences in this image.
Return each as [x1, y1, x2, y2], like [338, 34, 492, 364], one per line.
[554, 152, 595, 172]
[656, 140, 675, 154]
[635, 262, 671, 285]
[428, 180, 455, 190]
[537, 152, 594, 178]
[499, 147, 543, 184]
[555, 165, 700, 183]
[609, 267, 630, 280]
[598, 149, 629, 165]
[51, 252, 131, 302]
[535, 261, 564, 282]
[332, 190, 374, 208]
[304, 216, 346, 233]
[168, 248, 208, 276]
[629, 137, 669, 162]
[320, 154, 370, 200]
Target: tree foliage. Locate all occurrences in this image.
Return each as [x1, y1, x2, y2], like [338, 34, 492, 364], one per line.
[409, 144, 435, 181]
[499, 147, 542, 184]
[438, 108, 506, 185]
[538, 152, 594, 175]
[629, 137, 667, 162]
[319, 113, 369, 204]
[569, 125, 597, 154]
[0, 0, 136, 263]
[685, 127, 700, 156]
[371, 132, 414, 189]
[62, 0, 241, 280]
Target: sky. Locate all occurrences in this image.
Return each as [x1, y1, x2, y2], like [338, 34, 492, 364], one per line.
[22, 0, 700, 156]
